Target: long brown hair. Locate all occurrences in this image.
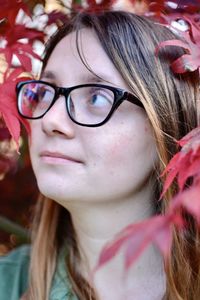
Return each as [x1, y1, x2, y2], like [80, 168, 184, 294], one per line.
[23, 11, 200, 300]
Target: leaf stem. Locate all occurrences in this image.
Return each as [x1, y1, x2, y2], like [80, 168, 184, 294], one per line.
[0, 215, 30, 244]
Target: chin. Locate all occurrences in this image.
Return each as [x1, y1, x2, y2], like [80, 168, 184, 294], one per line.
[36, 180, 77, 205]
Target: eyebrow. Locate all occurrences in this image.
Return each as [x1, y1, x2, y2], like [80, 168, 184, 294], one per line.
[40, 71, 56, 80]
[41, 70, 116, 86]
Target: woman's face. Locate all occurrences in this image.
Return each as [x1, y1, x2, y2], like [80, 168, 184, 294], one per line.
[29, 28, 158, 207]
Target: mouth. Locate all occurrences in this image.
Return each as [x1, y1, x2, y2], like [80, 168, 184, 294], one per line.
[40, 151, 83, 165]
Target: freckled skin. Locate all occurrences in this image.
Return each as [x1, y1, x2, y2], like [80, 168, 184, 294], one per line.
[29, 28, 158, 207]
[28, 27, 166, 300]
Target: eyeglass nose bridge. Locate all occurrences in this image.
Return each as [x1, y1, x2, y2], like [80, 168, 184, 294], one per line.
[55, 86, 71, 101]
[42, 86, 72, 119]
[51, 86, 73, 114]
[50, 86, 76, 122]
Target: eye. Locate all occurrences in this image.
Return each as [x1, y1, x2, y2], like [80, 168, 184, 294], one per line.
[88, 88, 113, 108]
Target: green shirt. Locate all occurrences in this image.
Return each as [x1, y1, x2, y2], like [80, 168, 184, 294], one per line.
[0, 245, 78, 300]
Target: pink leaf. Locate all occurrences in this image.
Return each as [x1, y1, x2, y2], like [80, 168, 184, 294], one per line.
[161, 152, 181, 196]
[96, 214, 182, 272]
[155, 16, 200, 74]
[174, 184, 200, 224]
[155, 39, 191, 56]
[178, 126, 200, 147]
[162, 127, 200, 194]
[171, 54, 200, 73]
[95, 235, 128, 272]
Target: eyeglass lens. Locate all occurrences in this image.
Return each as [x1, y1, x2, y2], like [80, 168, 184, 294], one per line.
[18, 82, 115, 125]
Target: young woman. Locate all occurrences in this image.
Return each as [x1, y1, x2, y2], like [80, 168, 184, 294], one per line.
[1, 10, 200, 300]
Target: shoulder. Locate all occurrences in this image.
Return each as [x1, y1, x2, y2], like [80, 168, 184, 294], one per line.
[0, 244, 30, 264]
[0, 245, 30, 300]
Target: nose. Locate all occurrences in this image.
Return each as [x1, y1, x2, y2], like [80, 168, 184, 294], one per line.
[41, 95, 75, 138]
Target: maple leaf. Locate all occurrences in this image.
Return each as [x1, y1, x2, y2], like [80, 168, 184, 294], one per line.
[0, 0, 31, 25]
[178, 126, 200, 147]
[0, 69, 31, 149]
[155, 14, 200, 74]
[162, 126, 200, 195]
[147, 0, 200, 15]
[172, 182, 200, 225]
[169, 0, 200, 14]
[2, 24, 45, 46]
[148, 0, 165, 15]
[0, 24, 45, 73]
[46, 10, 70, 27]
[0, 43, 41, 73]
[95, 213, 183, 272]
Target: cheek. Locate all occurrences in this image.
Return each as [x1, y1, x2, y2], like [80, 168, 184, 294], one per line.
[105, 128, 155, 163]
[106, 135, 133, 162]
[85, 124, 158, 201]
[28, 121, 36, 147]
[28, 122, 42, 166]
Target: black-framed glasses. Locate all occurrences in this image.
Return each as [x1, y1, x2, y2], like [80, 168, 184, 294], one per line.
[16, 80, 143, 127]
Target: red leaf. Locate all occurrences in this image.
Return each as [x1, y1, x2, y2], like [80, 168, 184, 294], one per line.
[16, 53, 32, 73]
[14, 43, 41, 60]
[148, 0, 200, 16]
[94, 235, 128, 272]
[0, 0, 31, 25]
[46, 11, 69, 26]
[155, 39, 191, 56]
[173, 184, 200, 224]
[124, 232, 150, 270]
[178, 126, 200, 147]
[161, 152, 181, 196]
[0, 23, 44, 75]
[86, 0, 116, 12]
[4, 25, 44, 46]
[155, 16, 200, 74]
[154, 223, 173, 257]
[180, 154, 200, 183]
[0, 126, 11, 141]
[123, 215, 176, 269]
[171, 54, 200, 73]
[1, 108, 21, 149]
[0, 71, 31, 148]
[96, 213, 182, 272]
[162, 126, 200, 194]
[0, 43, 42, 73]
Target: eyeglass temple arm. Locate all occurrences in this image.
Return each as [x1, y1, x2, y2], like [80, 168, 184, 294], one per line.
[126, 93, 144, 108]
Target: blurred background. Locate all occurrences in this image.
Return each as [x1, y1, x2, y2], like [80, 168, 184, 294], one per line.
[0, 132, 38, 254]
[0, 0, 67, 254]
[0, 0, 143, 254]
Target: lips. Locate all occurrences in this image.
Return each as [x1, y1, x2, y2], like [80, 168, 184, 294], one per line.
[40, 151, 83, 164]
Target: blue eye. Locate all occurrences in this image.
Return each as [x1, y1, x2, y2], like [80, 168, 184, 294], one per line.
[40, 88, 54, 102]
[89, 94, 112, 107]
[87, 88, 114, 109]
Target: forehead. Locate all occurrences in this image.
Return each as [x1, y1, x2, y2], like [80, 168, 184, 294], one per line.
[42, 28, 129, 89]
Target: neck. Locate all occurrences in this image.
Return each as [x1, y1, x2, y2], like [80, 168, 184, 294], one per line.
[65, 182, 166, 300]
[70, 181, 153, 261]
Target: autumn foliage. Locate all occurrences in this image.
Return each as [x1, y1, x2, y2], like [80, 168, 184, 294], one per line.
[1, 0, 200, 269]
